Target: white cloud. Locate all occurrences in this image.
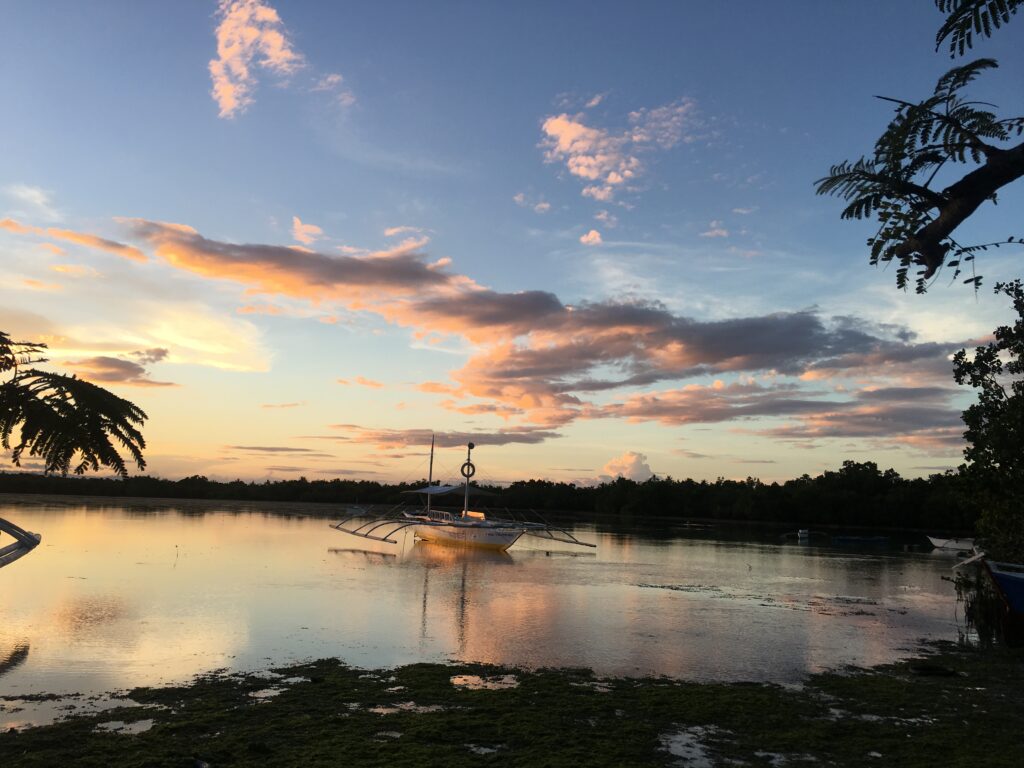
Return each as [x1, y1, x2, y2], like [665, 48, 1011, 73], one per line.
[600, 451, 654, 482]
[209, 0, 305, 119]
[594, 210, 618, 228]
[732, 206, 758, 215]
[579, 229, 603, 246]
[3, 184, 61, 221]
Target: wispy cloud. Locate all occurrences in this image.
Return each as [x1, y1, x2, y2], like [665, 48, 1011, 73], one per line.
[325, 425, 562, 449]
[261, 401, 305, 409]
[513, 192, 551, 214]
[3, 184, 60, 221]
[209, 0, 305, 119]
[2, 217, 146, 262]
[292, 215, 323, 245]
[337, 376, 384, 388]
[700, 220, 729, 238]
[311, 72, 355, 107]
[65, 355, 176, 387]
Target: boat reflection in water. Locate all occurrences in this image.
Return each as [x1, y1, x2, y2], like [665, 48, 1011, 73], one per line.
[406, 542, 514, 655]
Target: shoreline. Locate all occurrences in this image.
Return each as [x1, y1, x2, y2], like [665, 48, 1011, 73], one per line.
[2, 642, 1022, 766]
[0, 491, 973, 539]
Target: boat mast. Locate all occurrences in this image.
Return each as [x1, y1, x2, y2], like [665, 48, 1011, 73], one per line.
[427, 433, 435, 515]
[461, 442, 475, 518]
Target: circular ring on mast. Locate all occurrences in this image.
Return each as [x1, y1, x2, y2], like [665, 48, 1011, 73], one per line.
[460, 461, 476, 478]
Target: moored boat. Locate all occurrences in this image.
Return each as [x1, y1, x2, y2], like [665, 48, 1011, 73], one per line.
[927, 535, 976, 551]
[983, 560, 1024, 646]
[0, 516, 41, 569]
[331, 438, 593, 552]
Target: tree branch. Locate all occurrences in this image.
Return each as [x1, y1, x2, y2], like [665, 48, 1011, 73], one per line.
[896, 140, 1024, 276]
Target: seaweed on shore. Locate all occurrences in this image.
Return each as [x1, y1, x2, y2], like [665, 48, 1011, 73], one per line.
[1, 643, 1022, 767]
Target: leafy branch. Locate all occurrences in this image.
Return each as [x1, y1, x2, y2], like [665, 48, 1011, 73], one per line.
[816, 59, 1024, 293]
[0, 331, 147, 477]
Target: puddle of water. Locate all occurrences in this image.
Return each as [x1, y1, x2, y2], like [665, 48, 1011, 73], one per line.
[369, 701, 446, 715]
[94, 718, 154, 735]
[659, 725, 721, 767]
[0, 694, 143, 730]
[248, 688, 283, 701]
[450, 674, 519, 690]
[466, 743, 502, 755]
[570, 680, 612, 693]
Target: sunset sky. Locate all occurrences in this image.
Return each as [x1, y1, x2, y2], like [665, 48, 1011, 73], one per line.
[2, 1, 1022, 486]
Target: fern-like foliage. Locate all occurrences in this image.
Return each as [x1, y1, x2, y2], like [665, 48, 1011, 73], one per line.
[816, 59, 1023, 293]
[935, 0, 1021, 56]
[0, 332, 147, 477]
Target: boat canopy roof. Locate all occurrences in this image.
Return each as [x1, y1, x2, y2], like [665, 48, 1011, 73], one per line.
[404, 484, 497, 497]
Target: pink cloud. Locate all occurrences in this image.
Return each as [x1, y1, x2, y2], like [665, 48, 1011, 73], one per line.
[579, 229, 603, 246]
[291, 216, 323, 245]
[540, 98, 700, 201]
[209, 0, 305, 119]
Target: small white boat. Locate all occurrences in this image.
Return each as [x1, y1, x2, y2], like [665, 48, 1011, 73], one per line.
[332, 438, 593, 552]
[0, 516, 41, 569]
[927, 535, 975, 551]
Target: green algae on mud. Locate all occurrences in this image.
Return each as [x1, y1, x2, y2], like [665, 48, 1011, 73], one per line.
[2, 643, 1022, 767]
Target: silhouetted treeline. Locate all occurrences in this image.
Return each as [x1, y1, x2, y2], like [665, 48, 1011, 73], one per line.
[0, 460, 974, 532]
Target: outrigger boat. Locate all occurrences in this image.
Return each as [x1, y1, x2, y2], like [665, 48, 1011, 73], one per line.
[0, 516, 41, 569]
[331, 440, 594, 552]
[927, 535, 976, 552]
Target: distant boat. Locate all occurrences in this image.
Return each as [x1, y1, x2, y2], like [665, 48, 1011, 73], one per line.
[927, 535, 975, 551]
[332, 438, 594, 552]
[0, 516, 41, 569]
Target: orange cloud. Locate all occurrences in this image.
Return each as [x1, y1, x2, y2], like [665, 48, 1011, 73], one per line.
[22, 278, 62, 291]
[117, 218, 965, 438]
[337, 376, 384, 388]
[45, 228, 146, 262]
[579, 229, 602, 246]
[2, 217, 145, 261]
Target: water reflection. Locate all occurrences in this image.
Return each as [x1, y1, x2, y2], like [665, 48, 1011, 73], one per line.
[0, 642, 29, 679]
[0, 496, 961, 729]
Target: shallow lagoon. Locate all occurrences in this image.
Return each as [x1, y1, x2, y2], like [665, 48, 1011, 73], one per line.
[0, 495, 963, 728]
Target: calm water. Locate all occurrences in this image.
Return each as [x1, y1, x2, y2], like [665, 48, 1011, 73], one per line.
[1, 495, 963, 727]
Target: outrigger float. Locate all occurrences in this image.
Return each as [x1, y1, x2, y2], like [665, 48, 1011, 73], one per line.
[331, 440, 594, 552]
[0, 516, 41, 569]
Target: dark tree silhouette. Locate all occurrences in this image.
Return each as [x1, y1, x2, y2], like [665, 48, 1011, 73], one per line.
[816, 1, 1022, 293]
[0, 331, 147, 477]
[953, 280, 1024, 559]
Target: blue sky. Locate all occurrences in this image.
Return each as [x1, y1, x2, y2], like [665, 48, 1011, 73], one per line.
[1, 1, 1022, 485]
